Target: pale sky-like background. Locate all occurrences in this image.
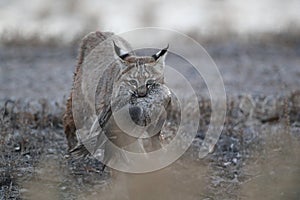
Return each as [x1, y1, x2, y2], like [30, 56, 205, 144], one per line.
[0, 0, 300, 43]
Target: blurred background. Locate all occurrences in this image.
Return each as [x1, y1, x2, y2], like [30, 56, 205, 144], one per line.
[0, 0, 300, 100]
[0, 0, 300, 44]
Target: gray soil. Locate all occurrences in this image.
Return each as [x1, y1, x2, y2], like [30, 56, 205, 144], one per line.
[0, 37, 300, 199]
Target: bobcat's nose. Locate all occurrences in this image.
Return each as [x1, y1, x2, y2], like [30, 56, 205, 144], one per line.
[137, 85, 147, 97]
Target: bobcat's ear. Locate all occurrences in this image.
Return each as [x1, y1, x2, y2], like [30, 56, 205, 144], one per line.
[152, 44, 169, 63]
[113, 41, 130, 60]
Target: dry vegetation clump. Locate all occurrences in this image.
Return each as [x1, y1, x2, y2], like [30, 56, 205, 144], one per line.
[192, 91, 300, 199]
[0, 99, 109, 199]
[0, 99, 65, 199]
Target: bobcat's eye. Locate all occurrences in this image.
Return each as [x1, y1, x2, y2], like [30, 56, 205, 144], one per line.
[146, 79, 155, 88]
[129, 80, 137, 86]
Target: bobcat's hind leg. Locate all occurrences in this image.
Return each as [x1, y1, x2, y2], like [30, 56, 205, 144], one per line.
[63, 95, 78, 150]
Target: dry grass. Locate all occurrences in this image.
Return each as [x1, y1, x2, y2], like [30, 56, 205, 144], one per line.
[0, 29, 88, 47]
[1, 28, 300, 49]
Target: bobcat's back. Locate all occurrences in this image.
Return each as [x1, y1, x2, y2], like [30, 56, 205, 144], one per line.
[63, 31, 131, 150]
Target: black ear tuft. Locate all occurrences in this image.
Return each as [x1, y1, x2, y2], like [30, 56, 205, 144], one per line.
[152, 44, 169, 61]
[113, 41, 130, 60]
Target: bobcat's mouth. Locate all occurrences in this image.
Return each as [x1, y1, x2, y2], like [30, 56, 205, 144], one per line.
[131, 90, 148, 99]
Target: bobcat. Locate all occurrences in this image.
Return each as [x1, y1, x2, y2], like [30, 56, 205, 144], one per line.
[63, 31, 179, 166]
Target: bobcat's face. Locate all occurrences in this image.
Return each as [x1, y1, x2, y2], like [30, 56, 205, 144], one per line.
[113, 42, 168, 98]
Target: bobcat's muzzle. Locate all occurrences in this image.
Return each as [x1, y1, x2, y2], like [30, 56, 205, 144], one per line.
[137, 85, 147, 97]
